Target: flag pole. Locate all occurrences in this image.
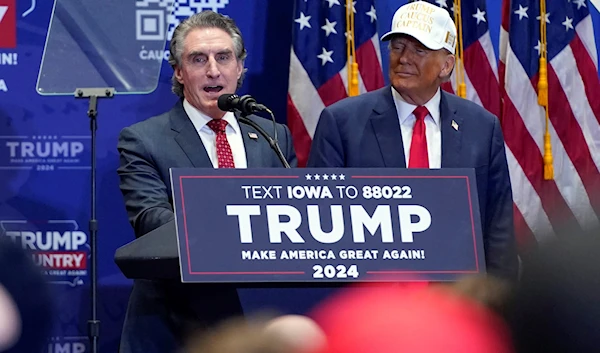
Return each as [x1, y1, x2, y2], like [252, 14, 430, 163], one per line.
[538, 0, 553, 180]
[346, 0, 359, 96]
[453, 0, 466, 98]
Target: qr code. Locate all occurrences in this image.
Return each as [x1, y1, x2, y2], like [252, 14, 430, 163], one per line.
[136, 0, 230, 41]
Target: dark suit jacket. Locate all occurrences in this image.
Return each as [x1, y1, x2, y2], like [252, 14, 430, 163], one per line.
[307, 86, 518, 280]
[116, 100, 297, 353]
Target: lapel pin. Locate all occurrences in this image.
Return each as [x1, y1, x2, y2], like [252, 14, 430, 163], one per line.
[451, 120, 459, 131]
[248, 132, 258, 140]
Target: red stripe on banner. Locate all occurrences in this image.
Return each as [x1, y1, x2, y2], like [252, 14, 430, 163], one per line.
[513, 204, 537, 248]
[499, 61, 538, 247]
[501, 0, 510, 31]
[501, 94, 580, 234]
[317, 73, 348, 107]
[356, 40, 384, 92]
[498, 61, 506, 125]
[571, 35, 600, 126]
[441, 81, 454, 94]
[287, 94, 312, 168]
[542, 68, 600, 216]
[463, 41, 501, 117]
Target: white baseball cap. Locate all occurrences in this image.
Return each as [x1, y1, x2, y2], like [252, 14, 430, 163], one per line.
[381, 1, 457, 54]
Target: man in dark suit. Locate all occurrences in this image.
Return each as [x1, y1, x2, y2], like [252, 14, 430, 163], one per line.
[307, 1, 518, 280]
[117, 11, 297, 353]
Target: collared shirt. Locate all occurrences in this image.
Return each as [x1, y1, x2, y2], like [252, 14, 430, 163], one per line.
[183, 99, 248, 168]
[391, 87, 442, 168]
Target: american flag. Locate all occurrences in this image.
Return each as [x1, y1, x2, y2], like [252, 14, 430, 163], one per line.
[499, 0, 600, 246]
[287, 0, 385, 167]
[430, 0, 501, 120]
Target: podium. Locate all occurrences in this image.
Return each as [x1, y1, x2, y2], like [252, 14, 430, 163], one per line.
[115, 168, 486, 283]
[115, 220, 179, 280]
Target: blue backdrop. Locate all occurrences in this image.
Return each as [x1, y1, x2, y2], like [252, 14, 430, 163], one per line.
[1, 0, 600, 351]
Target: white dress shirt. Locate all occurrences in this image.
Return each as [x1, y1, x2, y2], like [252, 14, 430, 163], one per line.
[183, 99, 248, 168]
[391, 87, 442, 169]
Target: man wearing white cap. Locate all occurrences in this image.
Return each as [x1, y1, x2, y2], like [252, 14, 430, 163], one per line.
[307, 1, 518, 280]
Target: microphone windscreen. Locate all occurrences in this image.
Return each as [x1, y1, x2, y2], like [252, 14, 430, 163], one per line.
[218, 94, 236, 111]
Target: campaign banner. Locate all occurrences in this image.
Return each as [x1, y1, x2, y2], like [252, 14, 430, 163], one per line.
[171, 168, 486, 283]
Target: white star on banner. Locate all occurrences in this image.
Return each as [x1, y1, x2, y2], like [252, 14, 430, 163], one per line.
[534, 40, 542, 56]
[435, 0, 447, 8]
[536, 12, 550, 24]
[317, 47, 334, 66]
[574, 0, 587, 9]
[331, 174, 338, 180]
[514, 5, 528, 20]
[366, 5, 377, 23]
[323, 174, 329, 180]
[325, 0, 340, 8]
[314, 174, 321, 180]
[295, 12, 311, 30]
[562, 16, 574, 31]
[339, 174, 346, 180]
[473, 8, 487, 24]
[321, 18, 337, 37]
[346, 1, 356, 14]
[305, 174, 312, 180]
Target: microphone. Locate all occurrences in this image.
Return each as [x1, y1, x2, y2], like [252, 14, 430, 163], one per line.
[217, 93, 290, 168]
[218, 94, 268, 115]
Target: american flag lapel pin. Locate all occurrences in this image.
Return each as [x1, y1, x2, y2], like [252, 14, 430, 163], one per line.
[451, 120, 459, 131]
[248, 132, 258, 140]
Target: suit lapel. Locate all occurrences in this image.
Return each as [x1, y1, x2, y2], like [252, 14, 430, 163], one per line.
[170, 101, 212, 167]
[370, 87, 406, 167]
[239, 119, 263, 168]
[439, 91, 462, 168]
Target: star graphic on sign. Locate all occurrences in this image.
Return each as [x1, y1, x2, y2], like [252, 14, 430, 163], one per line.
[472, 8, 486, 24]
[339, 174, 346, 180]
[514, 5, 528, 20]
[331, 174, 338, 180]
[317, 47, 334, 66]
[314, 174, 321, 180]
[366, 5, 377, 23]
[573, 0, 586, 9]
[325, 0, 340, 8]
[435, 0, 448, 8]
[321, 18, 337, 37]
[534, 40, 543, 57]
[295, 12, 311, 30]
[323, 174, 329, 180]
[305, 174, 312, 180]
[536, 12, 550, 24]
[562, 16, 574, 31]
[346, 1, 356, 14]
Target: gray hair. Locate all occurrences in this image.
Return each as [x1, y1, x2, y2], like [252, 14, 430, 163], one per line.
[168, 11, 248, 97]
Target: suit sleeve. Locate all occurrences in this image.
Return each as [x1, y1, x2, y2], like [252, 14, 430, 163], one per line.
[485, 117, 519, 280]
[282, 123, 298, 168]
[306, 107, 345, 167]
[117, 127, 174, 238]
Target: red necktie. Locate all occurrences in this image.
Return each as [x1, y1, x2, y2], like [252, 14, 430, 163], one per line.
[207, 119, 235, 168]
[408, 106, 429, 168]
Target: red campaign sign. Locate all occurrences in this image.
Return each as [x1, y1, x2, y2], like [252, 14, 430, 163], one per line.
[0, 0, 16, 48]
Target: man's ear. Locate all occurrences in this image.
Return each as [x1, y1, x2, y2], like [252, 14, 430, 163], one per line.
[174, 65, 184, 84]
[440, 54, 456, 80]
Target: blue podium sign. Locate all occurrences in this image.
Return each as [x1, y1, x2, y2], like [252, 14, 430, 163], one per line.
[170, 168, 485, 283]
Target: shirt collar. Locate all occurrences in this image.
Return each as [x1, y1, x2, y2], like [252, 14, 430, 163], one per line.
[183, 98, 240, 134]
[391, 86, 441, 126]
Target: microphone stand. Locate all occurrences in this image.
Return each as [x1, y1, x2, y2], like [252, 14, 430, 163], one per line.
[238, 110, 290, 168]
[74, 87, 115, 353]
